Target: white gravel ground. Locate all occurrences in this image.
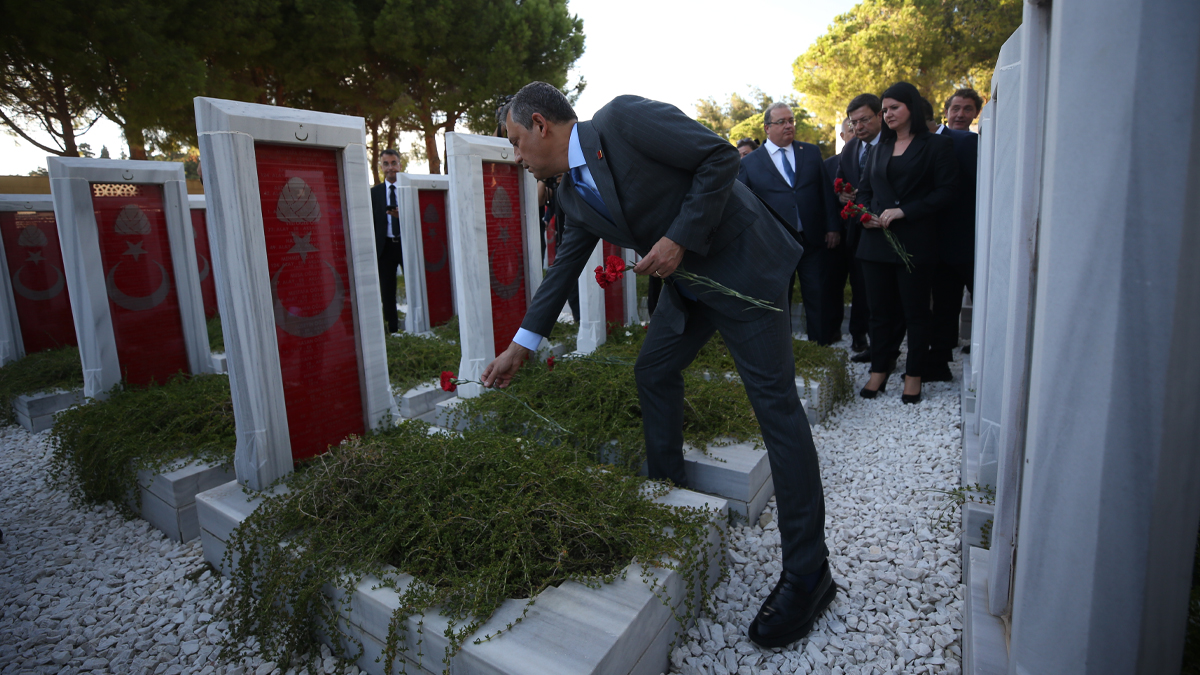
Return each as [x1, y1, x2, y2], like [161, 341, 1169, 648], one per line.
[0, 349, 964, 675]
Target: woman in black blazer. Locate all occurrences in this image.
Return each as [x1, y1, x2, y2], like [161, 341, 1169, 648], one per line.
[855, 81, 958, 403]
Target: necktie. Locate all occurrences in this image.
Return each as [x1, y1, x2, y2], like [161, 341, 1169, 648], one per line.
[780, 148, 795, 187]
[387, 184, 397, 238]
[569, 166, 613, 222]
[858, 142, 869, 182]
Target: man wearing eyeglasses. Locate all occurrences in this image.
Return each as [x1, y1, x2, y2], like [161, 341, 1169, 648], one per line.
[835, 94, 884, 361]
[736, 102, 840, 345]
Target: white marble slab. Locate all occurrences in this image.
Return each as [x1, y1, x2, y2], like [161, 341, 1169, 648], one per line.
[964, 546, 1008, 675]
[396, 381, 454, 419]
[134, 458, 235, 542]
[194, 96, 398, 490]
[46, 159, 213, 400]
[575, 242, 605, 354]
[396, 173, 454, 335]
[445, 132, 542, 399]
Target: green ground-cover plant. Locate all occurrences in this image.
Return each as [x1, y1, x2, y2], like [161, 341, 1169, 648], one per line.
[207, 314, 224, 353]
[222, 423, 722, 673]
[387, 317, 580, 396]
[0, 346, 84, 425]
[48, 374, 235, 513]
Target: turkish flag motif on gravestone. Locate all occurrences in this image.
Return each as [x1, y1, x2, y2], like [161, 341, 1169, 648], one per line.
[92, 184, 190, 385]
[483, 162, 527, 358]
[418, 189, 453, 327]
[602, 240, 625, 332]
[0, 211, 77, 353]
[255, 143, 365, 462]
[190, 210, 219, 319]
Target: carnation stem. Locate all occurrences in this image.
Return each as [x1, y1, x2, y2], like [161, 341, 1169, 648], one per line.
[619, 264, 781, 313]
[452, 379, 569, 436]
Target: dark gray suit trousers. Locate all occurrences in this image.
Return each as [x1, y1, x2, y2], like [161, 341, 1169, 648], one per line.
[636, 286, 829, 577]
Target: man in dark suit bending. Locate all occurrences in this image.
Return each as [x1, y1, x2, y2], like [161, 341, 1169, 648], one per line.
[736, 103, 841, 345]
[482, 82, 834, 648]
[370, 149, 404, 333]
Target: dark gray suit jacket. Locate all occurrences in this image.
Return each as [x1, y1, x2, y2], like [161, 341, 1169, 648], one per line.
[519, 95, 802, 337]
[735, 141, 840, 240]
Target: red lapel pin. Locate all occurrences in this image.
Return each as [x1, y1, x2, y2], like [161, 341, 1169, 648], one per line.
[597, 150, 603, 160]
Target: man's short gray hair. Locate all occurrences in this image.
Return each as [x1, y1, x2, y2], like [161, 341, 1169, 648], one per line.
[763, 102, 793, 126]
[507, 82, 577, 130]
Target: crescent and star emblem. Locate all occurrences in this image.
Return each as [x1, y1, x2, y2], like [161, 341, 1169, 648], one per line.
[106, 258, 170, 312]
[421, 203, 448, 273]
[487, 185, 523, 300]
[197, 254, 210, 282]
[270, 231, 345, 338]
[12, 250, 66, 302]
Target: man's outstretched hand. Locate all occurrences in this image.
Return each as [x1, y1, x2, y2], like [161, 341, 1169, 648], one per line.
[632, 236, 686, 279]
[481, 342, 532, 389]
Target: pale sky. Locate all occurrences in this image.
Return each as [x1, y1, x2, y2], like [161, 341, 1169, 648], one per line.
[0, 0, 859, 176]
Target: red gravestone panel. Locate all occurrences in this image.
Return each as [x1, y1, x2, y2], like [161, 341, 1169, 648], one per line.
[92, 183, 190, 386]
[191, 209, 219, 319]
[255, 143, 365, 462]
[417, 189, 453, 327]
[483, 162, 527, 358]
[602, 241, 625, 332]
[0, 211, 77, 353]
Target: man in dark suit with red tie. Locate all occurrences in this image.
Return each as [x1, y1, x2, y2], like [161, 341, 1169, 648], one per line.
[736, 102, 841, 345]
[371, 149, 404, 333]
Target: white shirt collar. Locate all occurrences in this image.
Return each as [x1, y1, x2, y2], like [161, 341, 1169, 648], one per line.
[568, 123, 586, 170]
[866, 132, 880, 147]
[936, 124, 946, 134]
[765, 138, 792, 155]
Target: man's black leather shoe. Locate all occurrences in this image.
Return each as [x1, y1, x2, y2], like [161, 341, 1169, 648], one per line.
[850, 351, 871, 363]
[748, 561, 837, 649]
[851, 336, 869, 353]
[923, 360, 953, 382]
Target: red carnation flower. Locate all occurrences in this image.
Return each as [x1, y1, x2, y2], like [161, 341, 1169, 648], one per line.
[440, 371, 457, 392]
[595, 265, 611, 288]
[860, 213, 872, 223]
[547, 355, 556, 371]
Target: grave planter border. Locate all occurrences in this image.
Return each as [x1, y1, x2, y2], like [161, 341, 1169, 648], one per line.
[196, 477, 727, 675]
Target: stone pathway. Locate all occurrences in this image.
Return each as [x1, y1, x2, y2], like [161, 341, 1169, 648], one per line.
[669, 350, 966, 675]
[0, 351, 965, 675]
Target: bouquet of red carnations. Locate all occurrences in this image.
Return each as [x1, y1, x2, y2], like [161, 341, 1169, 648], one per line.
[840, 200, 915, 272]
[594, 255, 779, 312]
[833, 178, 854, 196]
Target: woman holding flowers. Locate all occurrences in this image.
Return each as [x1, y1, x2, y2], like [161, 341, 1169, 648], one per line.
[854, 81, 959, 403]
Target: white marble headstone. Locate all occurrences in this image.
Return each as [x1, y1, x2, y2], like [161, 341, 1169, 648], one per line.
[46, 159, 213, 399]
[445, 132, 542, 399]
[0, 195, 59, 365]
[396, 173, 455, 335]
[194, 96, 397, 491]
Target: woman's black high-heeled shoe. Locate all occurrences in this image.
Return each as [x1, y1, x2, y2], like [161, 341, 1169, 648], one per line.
[859, 370, 892, 399]
[901, 376, 922, 404]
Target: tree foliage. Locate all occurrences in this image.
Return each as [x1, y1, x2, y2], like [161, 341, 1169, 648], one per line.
[793, 0, 1022, 126]
[0, 0, 584, 174]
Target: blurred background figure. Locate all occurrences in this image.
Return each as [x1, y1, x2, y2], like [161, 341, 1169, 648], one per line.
[943, 88, 984, 131]
[371, 149, 405, 334]
[736, 137, 760, 158]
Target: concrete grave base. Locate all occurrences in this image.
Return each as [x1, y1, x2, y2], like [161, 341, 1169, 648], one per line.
[133, 458, 235, 543]
[964, 546, 1008, 675]
[396, 382, 455, 420]
[683, 441, 773, 523]
[210, 353, 227, 374]
[12, 388, 85, 433]
[197, 479, 727, 675]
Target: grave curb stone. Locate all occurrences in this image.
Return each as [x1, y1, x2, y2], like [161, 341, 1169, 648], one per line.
[132, 457, 235, 542]
[11, 388, 84, 433]
[196, 478, 726, 675]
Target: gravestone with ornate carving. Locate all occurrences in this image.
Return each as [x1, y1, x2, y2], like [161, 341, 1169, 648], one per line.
[0, 195, 78, 366]
[193, 97, 396, 490]
[444, 132, 543, 399]
[46, 159, 213, 399]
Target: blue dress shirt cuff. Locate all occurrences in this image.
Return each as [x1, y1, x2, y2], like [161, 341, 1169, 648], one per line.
[512, 328, 544, 352]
